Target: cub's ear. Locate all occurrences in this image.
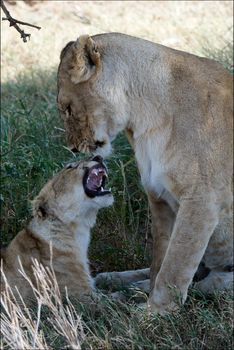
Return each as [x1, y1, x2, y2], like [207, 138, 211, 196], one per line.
[70, 35, 100, 84]
[32, 198, 48, 220]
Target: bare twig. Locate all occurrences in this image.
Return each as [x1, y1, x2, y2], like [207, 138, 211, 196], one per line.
[1, 0, 41, 42]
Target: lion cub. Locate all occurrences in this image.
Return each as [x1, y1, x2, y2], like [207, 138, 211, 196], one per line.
[1, 156, 113, 300]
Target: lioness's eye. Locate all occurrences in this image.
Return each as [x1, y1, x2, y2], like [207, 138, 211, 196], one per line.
[95, 140, 105, 148]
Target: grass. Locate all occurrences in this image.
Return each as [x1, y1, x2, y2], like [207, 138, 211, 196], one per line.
[1, 257, 233, 350]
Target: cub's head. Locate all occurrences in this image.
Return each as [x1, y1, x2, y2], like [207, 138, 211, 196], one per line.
[57, 35, 129, 158]
[33, 156, 113, 223]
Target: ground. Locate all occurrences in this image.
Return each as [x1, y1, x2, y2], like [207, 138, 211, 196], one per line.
[1, 1, 233, 82]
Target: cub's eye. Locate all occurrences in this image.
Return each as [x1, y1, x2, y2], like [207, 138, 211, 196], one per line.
[65, 162, 79, 169]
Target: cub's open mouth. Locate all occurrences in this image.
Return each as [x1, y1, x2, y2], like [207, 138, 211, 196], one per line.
[83, 164, 111, 198]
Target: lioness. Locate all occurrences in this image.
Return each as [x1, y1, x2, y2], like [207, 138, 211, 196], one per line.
[1, 156, 114, 300]
[57, 33, 233, 314]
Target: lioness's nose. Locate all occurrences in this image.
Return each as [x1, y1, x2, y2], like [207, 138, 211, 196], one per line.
[92, 155, 103, 163]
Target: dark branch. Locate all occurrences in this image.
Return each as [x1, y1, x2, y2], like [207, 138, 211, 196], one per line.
[1, 0, 41, 43]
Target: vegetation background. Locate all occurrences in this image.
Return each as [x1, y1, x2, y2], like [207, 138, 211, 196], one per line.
[1, 1, 233, 349]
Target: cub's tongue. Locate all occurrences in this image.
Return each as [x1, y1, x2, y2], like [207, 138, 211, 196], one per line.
[83, 164, 111, 198]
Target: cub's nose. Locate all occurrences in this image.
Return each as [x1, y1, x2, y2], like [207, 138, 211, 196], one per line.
[92, 155, 103, 163]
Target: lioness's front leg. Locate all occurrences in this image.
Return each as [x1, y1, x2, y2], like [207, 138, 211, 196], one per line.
[149, 194, 219, 315]
[148, 194, 176, 290]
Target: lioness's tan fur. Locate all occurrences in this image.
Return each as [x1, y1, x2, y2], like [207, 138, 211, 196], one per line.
[1, 159, 114, 300]
[57, 33, 233, 314]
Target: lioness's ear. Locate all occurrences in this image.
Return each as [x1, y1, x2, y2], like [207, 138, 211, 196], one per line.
[70, 35, 100, 84]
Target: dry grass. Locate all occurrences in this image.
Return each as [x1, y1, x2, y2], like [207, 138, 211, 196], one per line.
[1, 254, 85, 350]
[1, 256, 233, 350]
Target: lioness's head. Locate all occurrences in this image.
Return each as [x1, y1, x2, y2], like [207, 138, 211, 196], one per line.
[33, 156, 113, 223]
[57, 34, 129, 157]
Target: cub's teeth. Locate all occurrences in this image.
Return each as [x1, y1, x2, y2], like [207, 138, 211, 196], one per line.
[101, 187, 104, 191]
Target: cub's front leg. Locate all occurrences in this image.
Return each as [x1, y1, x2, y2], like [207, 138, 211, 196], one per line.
[149, 193, 219, 315]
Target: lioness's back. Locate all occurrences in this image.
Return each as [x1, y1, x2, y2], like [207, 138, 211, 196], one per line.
[92, 32, 231, 85]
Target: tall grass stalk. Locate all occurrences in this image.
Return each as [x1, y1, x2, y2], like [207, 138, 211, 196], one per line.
[1, 256, 85, 350]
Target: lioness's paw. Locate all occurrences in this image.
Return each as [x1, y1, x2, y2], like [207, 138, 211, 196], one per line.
[148, 286, 181, 315]
[148, 298, 179, 316]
